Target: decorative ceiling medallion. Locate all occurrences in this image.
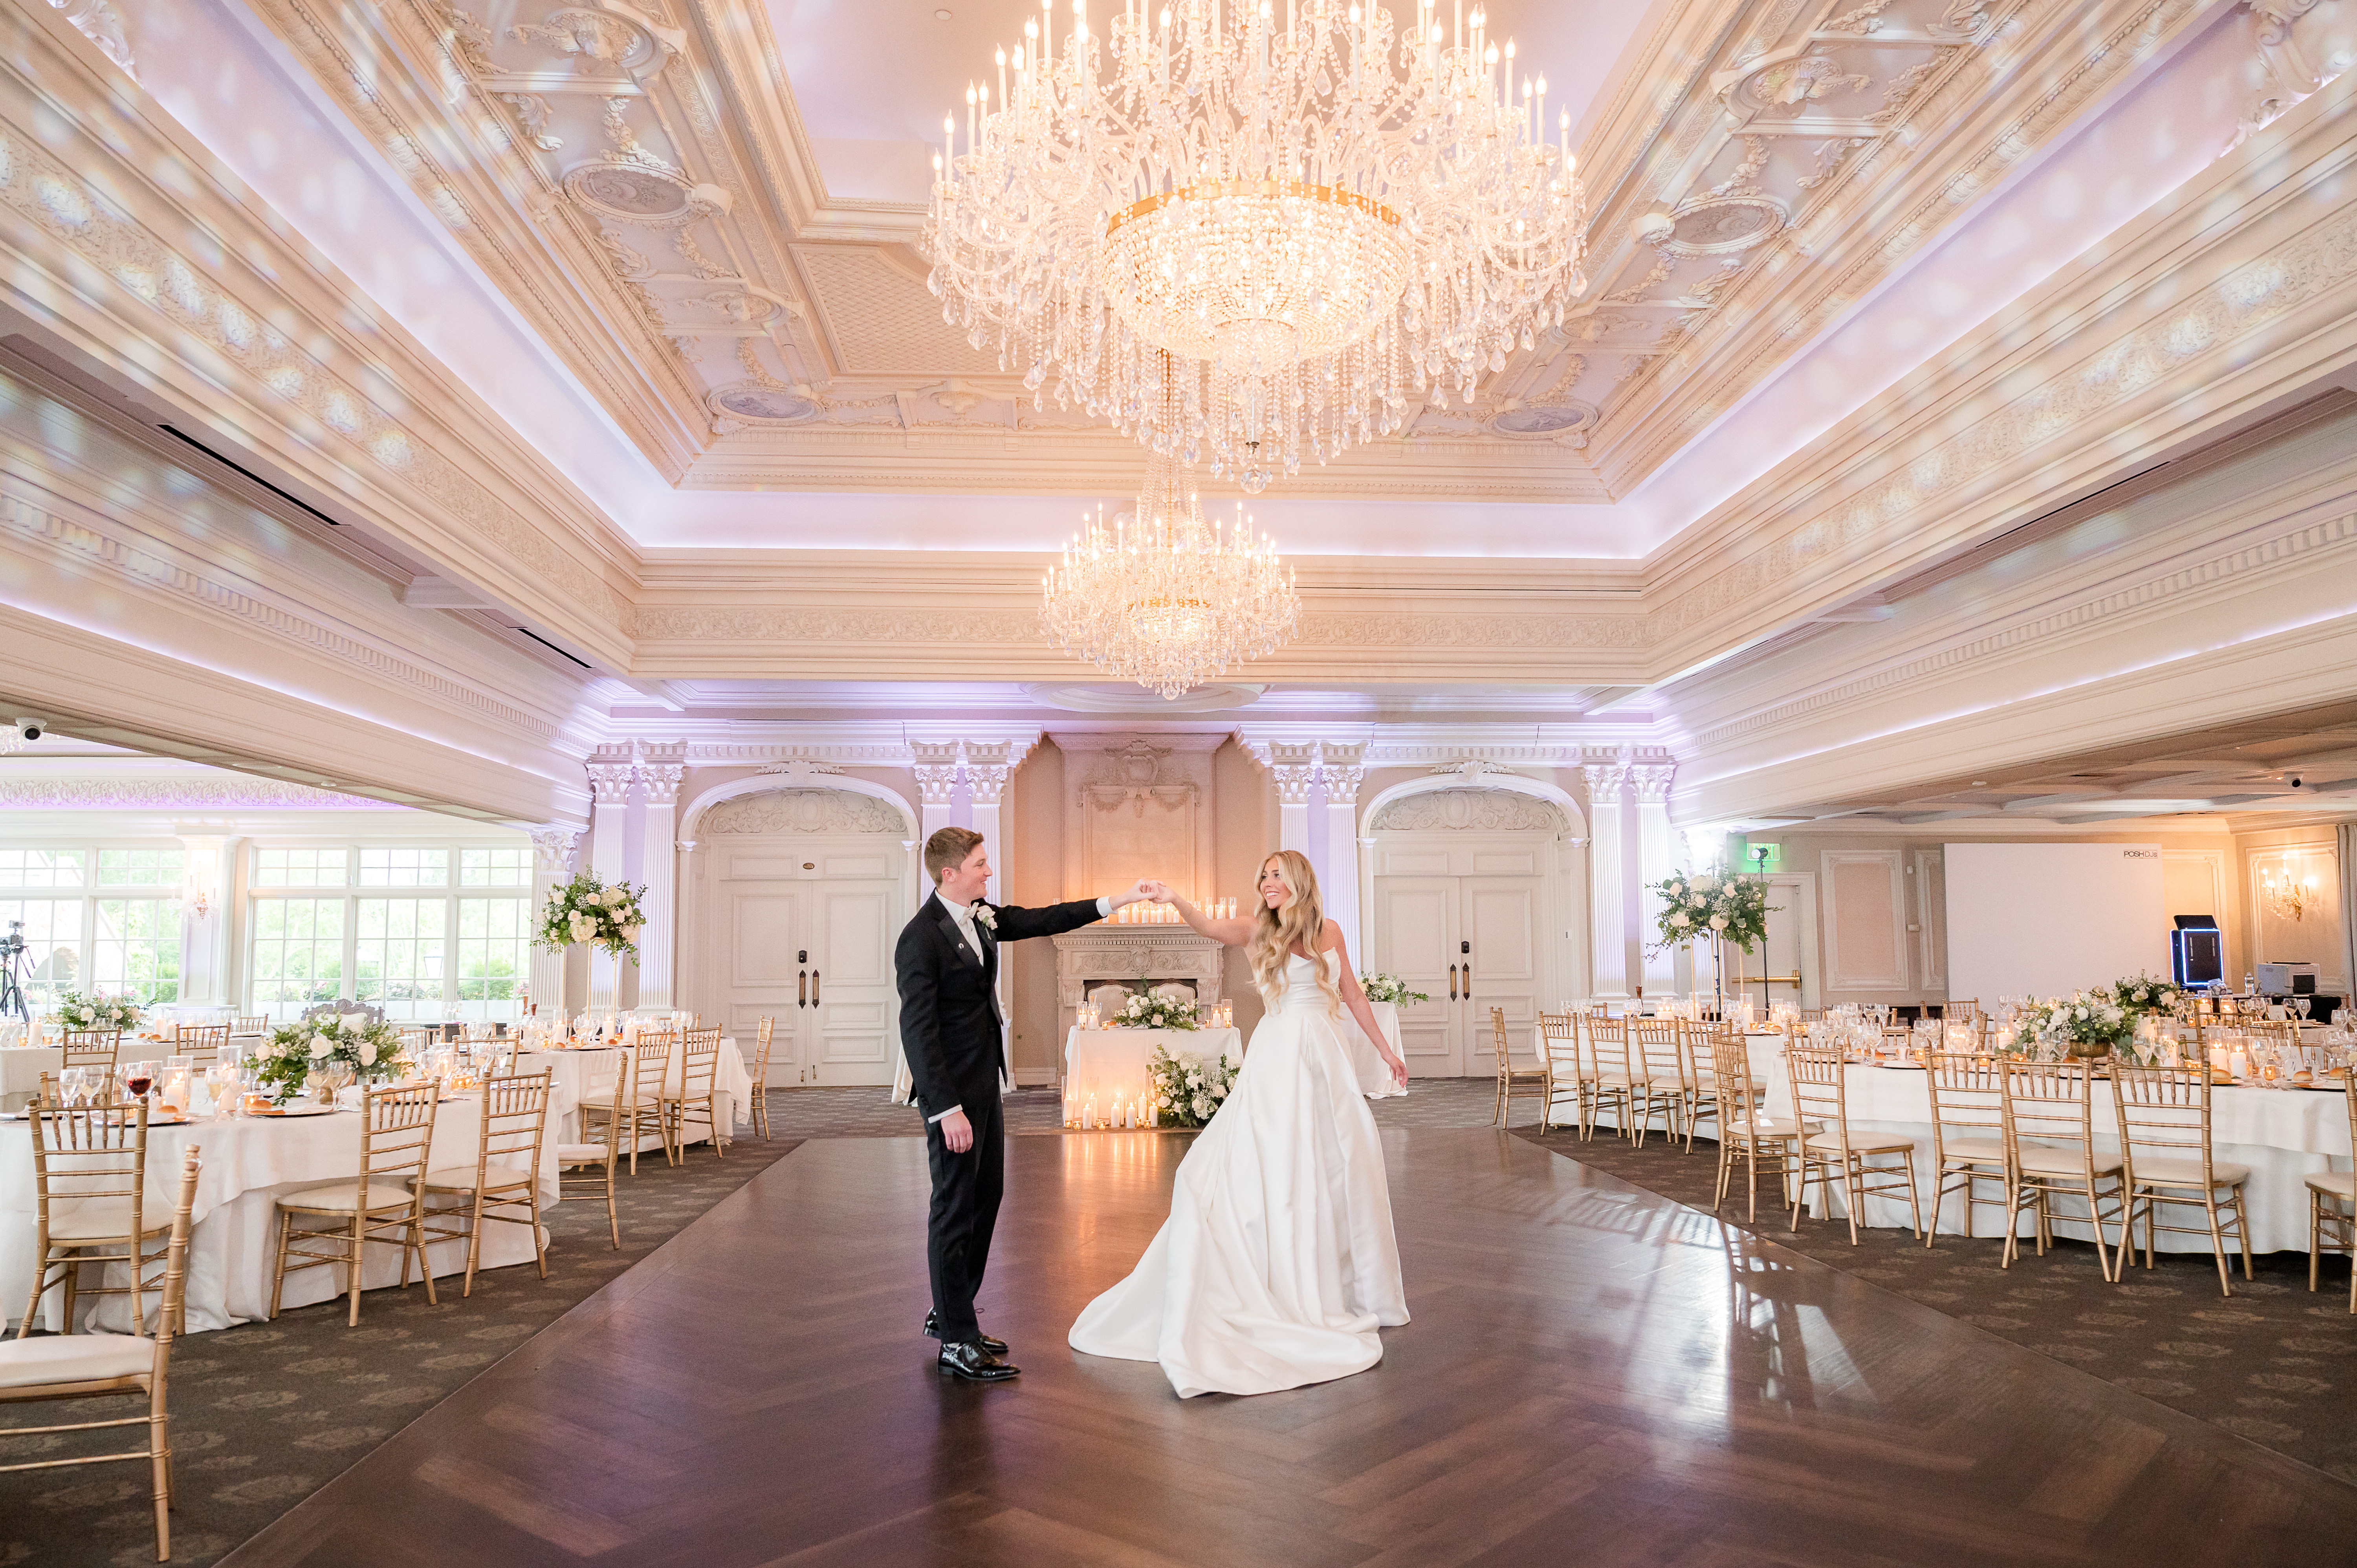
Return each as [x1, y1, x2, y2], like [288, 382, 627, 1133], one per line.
[1488, 401, 1600, 441]
[707, 382, 818, 424]
[561, 162, 698, 223]
[1741, 53, 1871, 114]
[1021, 681, 1267, 714]
[1660, 196, 1788, 256]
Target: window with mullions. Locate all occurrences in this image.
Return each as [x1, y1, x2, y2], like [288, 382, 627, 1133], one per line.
[251, 898, 345, 1015]
[0, 897, 84, 1013]
[0, 849, 86, 888]
[358, 848, 450, 888]
[91, 899, 180, 1006]
[459, 848, 529, 887]
[355, 898, 447, 1019]
[98, 848, 185, 888]
[253, 848, 349, 887]
[455, 898, 530, 1018]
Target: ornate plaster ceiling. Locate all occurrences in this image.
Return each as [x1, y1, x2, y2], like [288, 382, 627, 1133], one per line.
[240, 0, 2223, 512]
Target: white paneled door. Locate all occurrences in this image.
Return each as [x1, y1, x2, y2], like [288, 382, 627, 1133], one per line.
[1369, 841, 1553, 1077]
[709, 840, 906, 1087]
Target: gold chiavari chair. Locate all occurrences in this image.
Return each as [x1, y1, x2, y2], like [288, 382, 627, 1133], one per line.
[1627, 1018, 1689, 1148]
[604, 1034, 676, 1174]
[1787, 1044, 1923, 1245]
[1677, 1021, 1748, 1153]
[418, 1068, 553, 1297]
[176, 1022, 229, 1066]
[0, 1144, 200, 1562]
[1488, 1007, 1545, 1127]
[2113, 1064, 2252, 1296]
[748, 1015, 777, 1141]
[397, 1026, 432, 1061]
[1923, 1053, 2009, 1250]
[269, 1082, 441, 1326]
[61, 1029, 123, 1076]
[661, 1026, 726, 1161]
[2307, 1075, 2357, 1312]
[1999, 1062, 2125, 1280]
[234, 1014, 269, 1036]
[557, 1053, 628, 1249]
[1710, 1033, 1810, 1223]
[17, 1079, 170, 1338]
[1536, 1013, 1584, 1134]
[1582, 1014, 1635, 1140]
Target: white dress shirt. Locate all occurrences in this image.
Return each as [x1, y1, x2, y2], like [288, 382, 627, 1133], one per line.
[927, 890, 1113, 1124]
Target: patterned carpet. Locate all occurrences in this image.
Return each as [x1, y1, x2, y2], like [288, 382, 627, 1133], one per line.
[9, 1079, 2355, 1563]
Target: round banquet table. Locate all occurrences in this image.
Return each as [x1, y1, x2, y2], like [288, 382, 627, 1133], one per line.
[1749, 1035, 2354, 1253]
[0, 1093, 561, 1335]
[515, 1038, 752, 1148]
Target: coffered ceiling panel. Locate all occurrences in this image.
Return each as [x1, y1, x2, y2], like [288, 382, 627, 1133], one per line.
[792, 246, 1002, 378]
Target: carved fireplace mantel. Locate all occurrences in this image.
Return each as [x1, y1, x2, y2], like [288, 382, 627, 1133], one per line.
[1050, 928, 1228, 1048]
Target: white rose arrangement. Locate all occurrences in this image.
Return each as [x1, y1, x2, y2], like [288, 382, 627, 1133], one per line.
[54, 990, 141, 1032]
[1647, 870, 1773, 955]
[1358, 973, 1430, 1006]
[253, 1015, 407, 1100]
[2008, 991, 2135, 1059]
[1147, 1042, 1236, 1128]
[534, 873, 647, 958]
[1117, 992, 1201, 1031]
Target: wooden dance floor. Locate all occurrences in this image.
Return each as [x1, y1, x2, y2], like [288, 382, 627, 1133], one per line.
[225, 1130, 2357, 1568]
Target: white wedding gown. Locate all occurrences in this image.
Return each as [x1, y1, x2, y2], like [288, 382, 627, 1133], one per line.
[1069, 954, 1410, 1398]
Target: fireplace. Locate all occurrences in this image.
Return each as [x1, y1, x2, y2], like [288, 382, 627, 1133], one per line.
[1051, 928, 1227, 1046]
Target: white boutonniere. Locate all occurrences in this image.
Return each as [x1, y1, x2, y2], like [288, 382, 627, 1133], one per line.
[971, 903, 997, 934]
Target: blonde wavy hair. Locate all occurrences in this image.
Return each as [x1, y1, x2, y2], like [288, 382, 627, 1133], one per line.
[1248, 851, 1342, 1017]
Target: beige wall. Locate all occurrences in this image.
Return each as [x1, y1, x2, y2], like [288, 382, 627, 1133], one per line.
[2234, 821, 2350, 1003]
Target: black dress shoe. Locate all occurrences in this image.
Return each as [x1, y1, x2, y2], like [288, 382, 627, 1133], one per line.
[924, 1310, 1007, 1356]
[937, 1341, 1020, 1381]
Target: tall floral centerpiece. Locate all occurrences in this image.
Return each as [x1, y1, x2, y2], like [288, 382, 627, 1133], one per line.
[251, 1015, 407, 1102]
[54, 991, 140, 1031]
[1646, 871, 1774, 1016]
[533, 874, 645, 958]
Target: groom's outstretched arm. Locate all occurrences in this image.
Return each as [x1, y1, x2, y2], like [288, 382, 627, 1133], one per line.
[894, 923, 957, 1117]
[988, 897, 1114, 944]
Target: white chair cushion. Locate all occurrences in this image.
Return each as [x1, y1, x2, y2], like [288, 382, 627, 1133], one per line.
[41, 1200, 167, 1244]
[1738, 1118, 1813, 1139]
[277, 1180, 420, 1214]
[2306, 1171, 2357, 1199]
[419, 1161, 536, 1192]
[0, 1332, 156, 1390]
[1939, 1137, 2007, 1165]
[2015, 1145, 2124, 1178]
[2132, 1155, 2251, 1189]
[554, 1143, 612, 1165]
[1804, 1132, 1918, 1157]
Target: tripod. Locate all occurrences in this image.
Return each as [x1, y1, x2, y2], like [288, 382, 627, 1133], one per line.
[0, 921, 26, 1024]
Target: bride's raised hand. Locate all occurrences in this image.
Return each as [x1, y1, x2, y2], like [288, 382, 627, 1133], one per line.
[1141, 879, 1174, 904]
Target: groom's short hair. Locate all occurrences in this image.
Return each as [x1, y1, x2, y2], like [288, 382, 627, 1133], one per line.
[924, 826, 986, 885]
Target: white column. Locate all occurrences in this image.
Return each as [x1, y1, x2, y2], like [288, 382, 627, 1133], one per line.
[528, 826, 580, 1017]
[1268, 742, 1316, 861]
[173, 833, 231, 1012]
[1319, 742, 1366, 956]
[910, 742, 962, 851]
[586, 760, 634, 1011]
[966, 742, 1017, 1061]
[636, 762, 684, 1009]
[1632, 764, 1679, 996]
[1584, 763, 1629, 1001]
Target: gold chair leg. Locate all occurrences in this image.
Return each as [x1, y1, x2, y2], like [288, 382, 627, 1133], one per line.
[347, 1212, 366, 1327]
[2203, 1192, 2232, 1297]
[461, 1193, 486, 1298]
[269, 1210, 293, 1319]
[2312, 1194, 2325, 1292]
[17, 1240, 48, 1339]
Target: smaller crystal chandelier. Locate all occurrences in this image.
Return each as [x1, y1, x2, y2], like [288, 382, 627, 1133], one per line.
[2259, 860, 2317, 922]
[1042, 445, 1300, 698]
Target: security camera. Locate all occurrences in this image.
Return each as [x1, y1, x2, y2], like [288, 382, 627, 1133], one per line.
[2290, 775, 2304, 788]
[10, 718, 39, 743]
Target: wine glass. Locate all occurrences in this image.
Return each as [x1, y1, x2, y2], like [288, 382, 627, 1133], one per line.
[58, 1066, 86, 1108]
[123, 1060, 155, 1103]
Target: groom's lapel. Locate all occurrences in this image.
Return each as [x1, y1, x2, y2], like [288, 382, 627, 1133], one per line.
[931, 898, 983, 969]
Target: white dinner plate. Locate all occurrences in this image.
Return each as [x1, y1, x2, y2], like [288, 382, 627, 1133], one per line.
[262, 1103, 339, 1117]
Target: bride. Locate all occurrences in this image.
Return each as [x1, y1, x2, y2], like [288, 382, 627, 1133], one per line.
[1068, 851, 1411, 1398]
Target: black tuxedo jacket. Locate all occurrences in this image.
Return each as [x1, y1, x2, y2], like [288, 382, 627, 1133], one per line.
[896, 893, 1102, 1120]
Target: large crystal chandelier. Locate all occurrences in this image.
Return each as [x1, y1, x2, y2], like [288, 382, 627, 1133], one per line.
[926, 0, 1587, 491]
[1042, 430, 1300, 698]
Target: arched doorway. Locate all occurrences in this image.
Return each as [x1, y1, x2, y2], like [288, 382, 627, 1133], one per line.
[681, 787, 914, 1088]
[1365, 786, 1582, 1077]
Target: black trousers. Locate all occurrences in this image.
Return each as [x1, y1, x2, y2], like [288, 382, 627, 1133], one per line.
[924, 1093, 1004, 1345]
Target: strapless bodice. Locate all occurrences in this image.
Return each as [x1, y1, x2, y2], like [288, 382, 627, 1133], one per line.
[1262, 953, 1333, 1017]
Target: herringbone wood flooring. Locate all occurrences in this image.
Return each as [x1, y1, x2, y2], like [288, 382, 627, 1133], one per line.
[223, 1130, 2357, 1567]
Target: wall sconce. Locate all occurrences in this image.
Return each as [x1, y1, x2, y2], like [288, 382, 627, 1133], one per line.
[2258, 858, 2319, 922]
[178, 835, 225, 921]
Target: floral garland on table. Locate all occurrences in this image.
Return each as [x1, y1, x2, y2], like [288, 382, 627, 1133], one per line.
[1359, 973, 1429, 1006]
[2009, 993, 2133, 1059]
[1647, 871, 1773, 954]
[251, 1015, 408, 1101]
[533, 873, 645, 958]
[1148, 1043, 1235, 1128]
[53, 991, 140, 1031]
[1115, 991, 1200, 1031]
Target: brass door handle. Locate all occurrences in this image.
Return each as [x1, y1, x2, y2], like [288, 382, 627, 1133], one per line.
[798, 971, 808, 1008]
[1463, 959, 1472, 1001]
[1449, 964, 1459, 1001]
[810, 969, 820, 1005]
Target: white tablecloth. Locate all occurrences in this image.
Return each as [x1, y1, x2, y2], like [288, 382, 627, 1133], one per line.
[1750, 1036, 2353, 1253]
[1, 1094, 560, 1335]
[1065, 1026, 1244, 1115]
[516, 1039, 751, 1148]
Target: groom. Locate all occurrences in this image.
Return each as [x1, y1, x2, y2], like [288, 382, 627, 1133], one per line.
[896, 826, 1149, 1381]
